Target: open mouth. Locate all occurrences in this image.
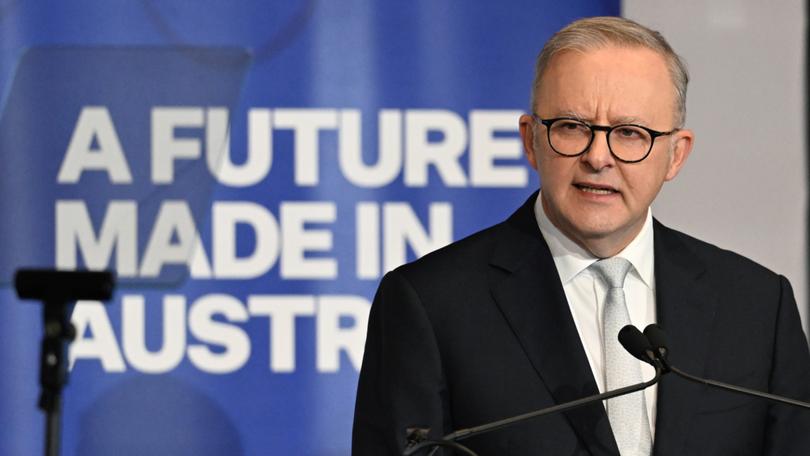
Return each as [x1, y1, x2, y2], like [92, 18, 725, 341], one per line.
[574, 183, 618, 195]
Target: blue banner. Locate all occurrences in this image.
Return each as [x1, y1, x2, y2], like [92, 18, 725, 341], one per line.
[0, 2, 619, 454]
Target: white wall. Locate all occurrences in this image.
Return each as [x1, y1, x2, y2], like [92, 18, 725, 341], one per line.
[623, 0, 808, 332]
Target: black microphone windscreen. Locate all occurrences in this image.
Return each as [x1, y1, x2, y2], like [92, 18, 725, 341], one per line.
[643, 324, 668, 353]
[618, 325, 654, 364]
[15, 269, 115, 302]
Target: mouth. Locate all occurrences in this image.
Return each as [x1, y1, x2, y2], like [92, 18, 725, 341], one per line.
[574, 183, 619, 195]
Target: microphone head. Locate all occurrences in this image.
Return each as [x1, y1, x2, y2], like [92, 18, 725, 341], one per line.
[15, 269, 115, 302]
[643, 324, 669, 359]
[618, 325, 656, 365]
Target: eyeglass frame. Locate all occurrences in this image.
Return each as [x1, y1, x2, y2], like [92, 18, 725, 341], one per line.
[532, 115, 679, 164]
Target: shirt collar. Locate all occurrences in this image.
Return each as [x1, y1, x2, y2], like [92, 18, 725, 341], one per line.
[534, 191, 655, 289]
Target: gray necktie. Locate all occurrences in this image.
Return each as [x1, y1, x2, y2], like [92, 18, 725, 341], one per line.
[591, 258, 652, 456]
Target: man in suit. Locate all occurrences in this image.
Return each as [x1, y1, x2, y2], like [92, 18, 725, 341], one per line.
[352, 16, 810, 455]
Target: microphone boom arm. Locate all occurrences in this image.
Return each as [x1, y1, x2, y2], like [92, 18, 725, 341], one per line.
[404, 366, 663, 456]
[669, 365, 810, 410]
[643, 323, 810, 411]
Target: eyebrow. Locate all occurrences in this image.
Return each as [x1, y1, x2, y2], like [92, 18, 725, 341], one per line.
[558, 110, 587, 121]
[557, 111, 645, 126]
[611, 115, 644, 125]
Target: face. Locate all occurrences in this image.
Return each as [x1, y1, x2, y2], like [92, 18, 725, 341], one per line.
[519, 46, 694, 257]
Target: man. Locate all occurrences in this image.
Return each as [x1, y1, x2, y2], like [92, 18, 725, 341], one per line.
[353, 16, 810, 455]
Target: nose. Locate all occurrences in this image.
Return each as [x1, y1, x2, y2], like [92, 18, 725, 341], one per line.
[580, 130, 615, 171]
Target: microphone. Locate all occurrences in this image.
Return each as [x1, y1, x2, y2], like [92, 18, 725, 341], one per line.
[643, 324, 669, 370]
[14, 268, 117, 456]
[15, 269, 115, 302]
[640, 324, 810, 410]
[403, 328, 663, 456]
[618, 324, 658, 367]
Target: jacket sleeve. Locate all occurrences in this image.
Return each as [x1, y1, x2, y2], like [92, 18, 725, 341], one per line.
[764, 275, 810, 454]
[352, 269, 452, 456]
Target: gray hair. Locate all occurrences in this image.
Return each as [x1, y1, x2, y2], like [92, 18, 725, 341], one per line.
[531, 17, 689, 126]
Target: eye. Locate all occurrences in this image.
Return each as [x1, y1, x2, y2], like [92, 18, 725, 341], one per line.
[614, 126, 644, 139]
[610, 125, 650, 142]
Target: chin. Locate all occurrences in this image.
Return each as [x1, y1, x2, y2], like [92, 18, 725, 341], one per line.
[570, 224, 636, 253]
[547, 201, 632, 243]
[567, 214, 622, 237]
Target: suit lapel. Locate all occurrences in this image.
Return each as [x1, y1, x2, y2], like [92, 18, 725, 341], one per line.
[489, 195, 619, 456]
[651, 221, 718, 455]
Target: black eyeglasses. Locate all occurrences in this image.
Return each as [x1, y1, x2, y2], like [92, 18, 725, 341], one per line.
[533, 115, 678, 163]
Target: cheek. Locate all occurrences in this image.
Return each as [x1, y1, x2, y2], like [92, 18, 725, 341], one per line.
[538, 151, 576, 178]
[537, 158, 570, 191]
[622, 166, 668, 203]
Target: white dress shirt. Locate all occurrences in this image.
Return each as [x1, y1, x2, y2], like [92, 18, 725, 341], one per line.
[533, 192, 658, 435]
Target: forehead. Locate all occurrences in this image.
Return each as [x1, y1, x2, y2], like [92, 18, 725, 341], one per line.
[537, 46, 676, 124]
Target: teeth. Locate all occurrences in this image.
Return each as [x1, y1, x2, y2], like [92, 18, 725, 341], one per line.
[579, 185, 614, 195]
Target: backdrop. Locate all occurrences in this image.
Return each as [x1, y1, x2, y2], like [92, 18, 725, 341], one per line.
[0, 1, 619, 455]
[625, 0, 809, 331]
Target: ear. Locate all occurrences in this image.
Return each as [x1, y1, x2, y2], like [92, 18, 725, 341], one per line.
[519, 114, 539, 170]
[664, 128, 694, 181]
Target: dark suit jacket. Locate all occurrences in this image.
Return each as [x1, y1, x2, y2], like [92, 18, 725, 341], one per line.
[353, 193, 810, 455]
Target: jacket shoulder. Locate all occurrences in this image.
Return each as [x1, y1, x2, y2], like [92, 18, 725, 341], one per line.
[395, 192, 541, 283]
[655, 220, 782, 281]
[395, 220, 509, 283]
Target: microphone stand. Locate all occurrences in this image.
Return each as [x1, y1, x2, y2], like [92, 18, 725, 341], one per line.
[15, 269, 115, 456]
[38, 297, 76, 456]
[404, 366, 663, 456]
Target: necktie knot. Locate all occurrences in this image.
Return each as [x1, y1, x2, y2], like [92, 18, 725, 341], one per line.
[590, 257, 632, 289]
